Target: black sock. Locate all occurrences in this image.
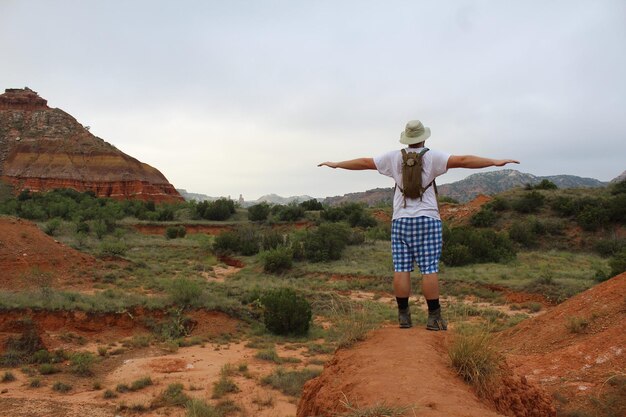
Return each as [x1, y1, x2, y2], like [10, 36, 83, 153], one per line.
[426, 299, 440, 312]
[396, 297, 409, 310]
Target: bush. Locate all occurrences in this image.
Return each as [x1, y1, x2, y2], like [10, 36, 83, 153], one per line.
[248, 202, 271, 221]
[44, 219, 62, 236]
[197, 198, 235, 221]
[52, 381, 72, 393]
[276, 204, 305, 222]
[70, 352, 95, 376]
[299, 199, 323, 211]
[594, 239, 626, 257]
[213, 226, 260, 256]
[261, 288, 312, 336]
[577, 205, 610, 231]
[261, 247, 293, 274]
[512, 191, 545, 213]
[260, 367, 321, 397]
[486, 196, 510, 211]
[168, 278, 203, 308]
[165, 226, 187, 239]
[470, 208, 497, 228]
[304, 223, 350, 262]
[609, 249, 626, 277]
[261, 230, 285, 250]
[99, 238, 128, 257]
[442, 226, 516, 266]
[508, 221, 538, 248]
[533, 179, 558, 190]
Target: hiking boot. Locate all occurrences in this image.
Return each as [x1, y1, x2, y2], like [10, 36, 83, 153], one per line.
[398, 307, 412, 329]
[426, 307, 447, 331]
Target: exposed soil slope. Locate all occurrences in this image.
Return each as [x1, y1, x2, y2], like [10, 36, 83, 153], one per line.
[0, 88, 182, 202]
[0, 216, 96, 289]
[297, 326, 553, 417]
[499, 272, 626, 407]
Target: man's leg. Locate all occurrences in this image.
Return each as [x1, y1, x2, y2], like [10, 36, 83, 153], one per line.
[422, 272, 447, 331]
[393, 271, 412, 328]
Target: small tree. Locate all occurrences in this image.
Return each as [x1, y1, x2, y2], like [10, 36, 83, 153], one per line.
[261, 288, 311, 335]
[248, 202, 271, 221]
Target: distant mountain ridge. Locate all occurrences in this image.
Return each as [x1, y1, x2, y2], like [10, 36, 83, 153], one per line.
[179, 169, 622, 206]
[322, 169, 613, 205]
[438, 169, 607, 202]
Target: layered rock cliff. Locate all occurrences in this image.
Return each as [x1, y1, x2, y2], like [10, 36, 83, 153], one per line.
[0, 88, 183, 203]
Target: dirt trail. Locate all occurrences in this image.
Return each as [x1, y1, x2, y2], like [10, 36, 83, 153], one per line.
[297, 326, 552, 417]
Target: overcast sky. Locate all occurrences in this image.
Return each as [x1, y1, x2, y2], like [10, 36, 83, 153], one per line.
[1, 0, 625, 200]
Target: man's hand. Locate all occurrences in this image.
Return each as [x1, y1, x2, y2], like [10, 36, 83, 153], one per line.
[493, 159, 520, 166]
[317, 158, 376, 170]
[318, 162, 338, 168]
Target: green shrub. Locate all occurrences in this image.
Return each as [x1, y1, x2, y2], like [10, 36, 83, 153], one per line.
[248, 202, 271, 221]
[577, 205, 610, 231]
[70, 352, 95, 376]
[44, 219, 62, 236]
[99, 238, 128, 257]
[487, 196, 510, 211]
[470, 208, 497, 227]
[551, 196, 579, 217]
[277, 203, 305, 222]
[1, 371, 15, 382]
[512, 191, 545, 213]
[39, 364, 60, 375]
[609, 249, 626, 277]
[152, 383, 189, 408]
[130, 376, 153, 391]
[196, 198, 235, 221]
[299, 199, 323, 211]
[213, 225, 260, 256]
[212, 375, 240, 398]
[304, 223, 350, 262]
[533, 179, 558, 190]
[442, 226, 516, 266]
[52, 381, 72, 393]
[261, 247, 293, 274]
[594, 239, 626, 257]
[508, 221, 538, 248]
[365, 224, 391, 241]
[185, 398, 220, 417]
[260, 367, 321, 397]
[165, 225, 187, 239]
[168, 278, 203, 307]
[261, 229, 286, 250]
[261, 288, 312, 336]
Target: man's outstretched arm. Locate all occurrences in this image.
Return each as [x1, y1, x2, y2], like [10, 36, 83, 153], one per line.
[447, 155, 519, 169]
[318, 158, 376, 170]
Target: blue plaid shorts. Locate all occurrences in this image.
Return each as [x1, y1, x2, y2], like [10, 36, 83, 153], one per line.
[391, 216, 443, 274]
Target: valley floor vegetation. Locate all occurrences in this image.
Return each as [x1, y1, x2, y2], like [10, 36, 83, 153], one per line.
[0, 180, 624, 416]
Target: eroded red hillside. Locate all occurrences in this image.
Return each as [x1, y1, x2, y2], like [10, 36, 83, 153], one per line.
[0, 88, 183, 203]
[0, 216, 96, 289]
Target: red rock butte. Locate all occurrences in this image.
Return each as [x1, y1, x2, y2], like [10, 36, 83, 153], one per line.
[0, 88, 183, 203]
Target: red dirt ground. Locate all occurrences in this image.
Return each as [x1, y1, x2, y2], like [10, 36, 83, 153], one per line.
[499, 272, 626, 412]
[0, 217, 97, 289]
[132, 223, 234, 235]
[297, 327, 555, 417]
[440, 194, 492, 225]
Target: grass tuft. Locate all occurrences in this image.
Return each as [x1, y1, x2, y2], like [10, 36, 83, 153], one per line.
[448, 326, 502, 396]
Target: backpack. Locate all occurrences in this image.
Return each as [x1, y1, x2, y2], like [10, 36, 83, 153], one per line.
[397, 148, 437, 207]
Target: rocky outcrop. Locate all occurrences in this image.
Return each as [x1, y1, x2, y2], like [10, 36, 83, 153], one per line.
[0, 88, 183, 203]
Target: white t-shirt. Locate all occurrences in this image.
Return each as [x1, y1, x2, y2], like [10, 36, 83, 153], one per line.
[374, 147, 451, 220]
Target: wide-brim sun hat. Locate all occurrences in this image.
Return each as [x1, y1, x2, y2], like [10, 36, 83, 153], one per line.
[399, 119, 431, 145]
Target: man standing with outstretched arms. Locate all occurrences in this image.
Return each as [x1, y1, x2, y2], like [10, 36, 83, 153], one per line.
[318, 120, 519, 330]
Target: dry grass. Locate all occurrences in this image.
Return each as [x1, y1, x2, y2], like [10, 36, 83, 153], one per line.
[448, 326, 503, 396]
